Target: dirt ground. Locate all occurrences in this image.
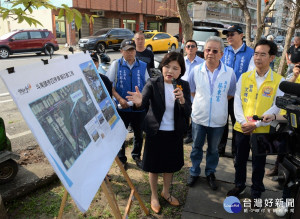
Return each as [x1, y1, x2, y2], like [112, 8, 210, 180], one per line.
[17, 145, 48, 165]
[7, 141, 193, 219]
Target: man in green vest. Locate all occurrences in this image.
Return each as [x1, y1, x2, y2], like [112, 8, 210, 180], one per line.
[227, 39, 285, 201]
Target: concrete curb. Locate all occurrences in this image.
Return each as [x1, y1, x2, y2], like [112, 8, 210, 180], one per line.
[0, 133, 134, 203]
[0, 162, 57, 202]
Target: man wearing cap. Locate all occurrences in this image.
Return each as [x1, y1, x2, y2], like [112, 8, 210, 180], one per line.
[219, 25, 254, 157]
[106, 39, 150, 170]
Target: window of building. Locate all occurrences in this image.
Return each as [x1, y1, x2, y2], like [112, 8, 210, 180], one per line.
[55, 16, 66, 43]
[123, 20, 136, 32]
[147, 22, 163, 32]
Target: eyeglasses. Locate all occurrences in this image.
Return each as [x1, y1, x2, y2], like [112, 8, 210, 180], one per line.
[204, 48, 219, 54]
[226, 32, 237, 37]
[186, 45, 196, 49]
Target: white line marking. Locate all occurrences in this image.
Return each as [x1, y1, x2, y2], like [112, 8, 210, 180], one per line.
[0, 93, 9, 97]
[0, 99, 13, 103]
[6, 130, 32, 139]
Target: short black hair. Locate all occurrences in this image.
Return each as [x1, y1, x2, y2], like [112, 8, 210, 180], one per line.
[185, 39, 197, 47]
[159, 52, 186, 78]
[254, 39, 277, 56]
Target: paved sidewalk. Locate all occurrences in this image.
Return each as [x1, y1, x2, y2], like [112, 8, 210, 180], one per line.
[182, 139, 283, 219]
[0, 132, 285, 218]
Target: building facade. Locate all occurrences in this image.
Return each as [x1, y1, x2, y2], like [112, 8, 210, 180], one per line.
[190, 0, 292, 37]
[0, 0, 180, 45]
[192, 0, 257, 35]
[267, 0, 292, 36]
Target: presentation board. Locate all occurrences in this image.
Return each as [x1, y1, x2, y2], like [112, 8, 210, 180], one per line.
[0, 53, 127, 212]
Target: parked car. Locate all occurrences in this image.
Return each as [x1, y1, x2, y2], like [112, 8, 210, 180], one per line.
[144, 31, 178, 52]
[173, 33, 182, 42]
[78, 28, 134, 53]
[0, 29, 59, 59]
[189, 27, 228, 58]
[275, 35, 285, 44]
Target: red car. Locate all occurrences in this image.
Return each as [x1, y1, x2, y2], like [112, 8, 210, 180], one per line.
[0, 29, 59, 59]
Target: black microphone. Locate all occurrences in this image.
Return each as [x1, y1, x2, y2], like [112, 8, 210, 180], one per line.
[172, 78, 177, 90]
[172, 78, 179, 102]
[253, 115, 263, 121]
[279, 81, 300, 97]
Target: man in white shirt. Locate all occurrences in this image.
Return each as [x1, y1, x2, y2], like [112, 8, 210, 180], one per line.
[182, 39, 204, 144]
[227, 39, 284, 200]
[187, 36, 236, 190]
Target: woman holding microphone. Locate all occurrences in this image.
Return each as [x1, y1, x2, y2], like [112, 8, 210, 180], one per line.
[126, 52, 191, 213]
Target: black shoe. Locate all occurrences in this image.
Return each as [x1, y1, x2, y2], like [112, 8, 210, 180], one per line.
[184, 137, 193, 144]
[218, 151, 225, 157]
[227, 186, 246, 197]
[186, 175, 198, 187]
[133, 157, 142, 169]
[206, 174, 218, 190]
[122, 161, 128, 171]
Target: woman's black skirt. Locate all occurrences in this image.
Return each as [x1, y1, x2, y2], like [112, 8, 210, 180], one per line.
[142, 130, 184, 173]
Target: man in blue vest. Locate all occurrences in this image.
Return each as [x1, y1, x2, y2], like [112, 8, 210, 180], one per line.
[219, 25, 254, 157]
[106, 39, 149, 170]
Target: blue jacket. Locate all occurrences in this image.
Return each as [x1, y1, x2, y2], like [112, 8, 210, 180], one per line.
[221, 43, 254, 80]
[115, 58, 147, 112]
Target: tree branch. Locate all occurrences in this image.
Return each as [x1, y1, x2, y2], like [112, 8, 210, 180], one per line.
[261, 0, 276, 21]
[234, 0, 245, 10]
[23, 1, 33, 12]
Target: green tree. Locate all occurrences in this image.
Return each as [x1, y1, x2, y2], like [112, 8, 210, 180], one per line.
[0, 0, 94, 29]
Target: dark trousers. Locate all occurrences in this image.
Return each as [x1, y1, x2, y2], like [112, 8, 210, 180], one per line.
[234, 131, 266, 198]
[275, 154, 285, 168]
[117, 111, 145, 163]
[186, 117, 192, 138]
[219, 98, 236, 155]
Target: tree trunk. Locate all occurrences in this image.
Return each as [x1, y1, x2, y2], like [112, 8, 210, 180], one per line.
[255, 0, 262, 44]
[244, 8, 253, 47]
[176, 0, 193, 43]
[277, 3, 300, 75]
[235, 0, 276, 48]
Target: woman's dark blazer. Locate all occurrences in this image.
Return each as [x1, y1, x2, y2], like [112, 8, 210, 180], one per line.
[137, 76, 192, 137]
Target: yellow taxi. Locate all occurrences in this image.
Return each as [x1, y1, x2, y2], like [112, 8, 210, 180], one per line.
[143, 31, 178, 52]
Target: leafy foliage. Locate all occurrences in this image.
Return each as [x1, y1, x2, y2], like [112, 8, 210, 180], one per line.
[0, 0, 91, 29]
